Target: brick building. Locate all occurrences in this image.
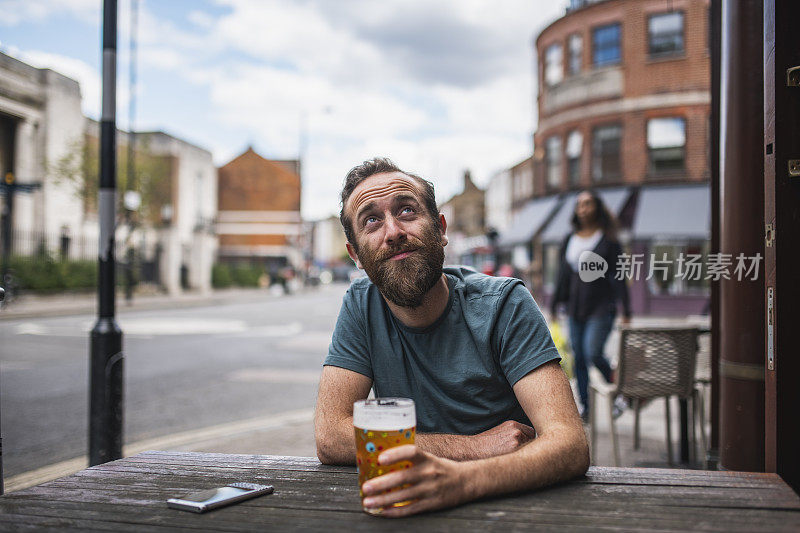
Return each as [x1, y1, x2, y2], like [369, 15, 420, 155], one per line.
[439, 170, 488, 267]
[498, 0, 711, 315]
[216, 147, 303, 273]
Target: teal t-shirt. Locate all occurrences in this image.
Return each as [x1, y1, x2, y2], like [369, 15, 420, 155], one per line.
[323, 266, 561, 435]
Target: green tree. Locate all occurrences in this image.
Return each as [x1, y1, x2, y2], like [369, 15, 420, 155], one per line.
[50, 134, 172, 225]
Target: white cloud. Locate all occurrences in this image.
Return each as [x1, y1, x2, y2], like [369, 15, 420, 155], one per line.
[13, 49, 135, 122]
[0, 0, 98, 26]
[187, 0, 565, 220]
[5, 0, 569, 221]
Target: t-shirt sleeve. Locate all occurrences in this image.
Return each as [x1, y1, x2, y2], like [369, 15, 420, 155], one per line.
[323, 287, 373, 379]
[494, 281, 562, 386]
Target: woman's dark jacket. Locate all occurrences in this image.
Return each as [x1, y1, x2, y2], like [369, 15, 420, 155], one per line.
[550, 233, 631, 321]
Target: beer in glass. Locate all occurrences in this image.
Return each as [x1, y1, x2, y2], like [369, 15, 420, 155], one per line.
[353, 398, 416, 514]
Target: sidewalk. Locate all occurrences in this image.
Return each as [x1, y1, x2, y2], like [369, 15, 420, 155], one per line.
[0, 284, 304, 320]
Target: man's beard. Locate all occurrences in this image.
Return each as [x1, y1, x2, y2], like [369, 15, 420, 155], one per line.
[357, 220, 445, 308]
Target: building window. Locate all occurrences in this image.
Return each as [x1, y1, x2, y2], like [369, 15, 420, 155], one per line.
[648, 242, 709, 295]
[545, 43, 563, 86]
[568, 34, 583, 75]
[647, 117, 686, 174]
[546, 136, 562, 189]
[566, 130, 583, 185]
[649, 11, 684, 57]
[592, 124, 622, 181]
[516, 163, 533, 199]
[592, 23, 621, 67]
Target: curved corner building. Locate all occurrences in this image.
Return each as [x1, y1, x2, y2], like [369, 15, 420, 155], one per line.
[520, 0, 711, 316]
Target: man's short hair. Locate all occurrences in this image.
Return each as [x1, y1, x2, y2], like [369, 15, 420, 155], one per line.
[339, 157, 441, 248]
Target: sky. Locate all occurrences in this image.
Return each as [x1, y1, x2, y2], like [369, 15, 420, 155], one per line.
[0, 0, 566, 220]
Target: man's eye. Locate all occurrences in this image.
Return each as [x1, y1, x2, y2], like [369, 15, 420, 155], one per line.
[365, 216, 378, 224]
[400, 206, 414, 215]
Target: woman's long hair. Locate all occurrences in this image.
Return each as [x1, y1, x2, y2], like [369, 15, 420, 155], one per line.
[570, 190, 618, 238]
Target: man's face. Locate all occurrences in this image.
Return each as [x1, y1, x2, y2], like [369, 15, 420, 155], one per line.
[345, 172, 447, 308]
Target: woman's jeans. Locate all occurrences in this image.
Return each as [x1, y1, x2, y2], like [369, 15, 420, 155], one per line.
[568, 312, 616, 413]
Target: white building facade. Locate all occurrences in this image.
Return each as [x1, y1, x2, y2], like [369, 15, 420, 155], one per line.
[1, 51, 217, 294]
[0, 51, 86, 250]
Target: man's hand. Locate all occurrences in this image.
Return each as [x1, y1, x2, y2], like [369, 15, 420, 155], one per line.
[360, 362, 587, 518]
[414, 420, 535, 461]
[361, 445, 472, 517]
[470, 420, 536, 459]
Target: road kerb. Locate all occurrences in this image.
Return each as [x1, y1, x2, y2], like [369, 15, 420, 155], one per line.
[4, 408, 314, 493]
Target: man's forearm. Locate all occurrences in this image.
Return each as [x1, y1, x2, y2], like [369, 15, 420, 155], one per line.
[416, 433, 479, 461]
[460, 423, 589, 500]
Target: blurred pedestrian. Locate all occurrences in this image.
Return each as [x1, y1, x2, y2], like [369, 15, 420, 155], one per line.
[550, 190, 631, 422]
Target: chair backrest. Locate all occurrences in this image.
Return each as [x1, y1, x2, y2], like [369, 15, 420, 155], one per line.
[616, 327, 699, 400]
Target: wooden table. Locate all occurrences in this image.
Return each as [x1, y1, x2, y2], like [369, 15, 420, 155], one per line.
[1, 451, 798, 531]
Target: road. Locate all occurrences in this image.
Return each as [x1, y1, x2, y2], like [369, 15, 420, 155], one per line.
[0, 283, 348, 479]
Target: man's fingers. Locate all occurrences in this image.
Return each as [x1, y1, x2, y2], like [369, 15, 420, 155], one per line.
[362, 465, 427, 496]
[362, 480, 432, 510]
[374, 495, 438, 518]
[517, 423, 537, 439]
[376, 444, 423, 466]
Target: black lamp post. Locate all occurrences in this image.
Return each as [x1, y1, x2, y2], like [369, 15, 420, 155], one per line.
[89, 0, 124, 466]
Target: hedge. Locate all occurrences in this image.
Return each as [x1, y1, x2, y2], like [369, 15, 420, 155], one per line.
[212, 263, 265, 288]
[5, 256, 97, 292]
[211, 263, 233, 288]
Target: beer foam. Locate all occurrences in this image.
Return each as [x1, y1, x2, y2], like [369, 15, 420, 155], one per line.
[353, 398, 416, 431]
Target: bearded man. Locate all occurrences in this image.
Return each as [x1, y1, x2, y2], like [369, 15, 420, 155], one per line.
[314, 158, 589, 517]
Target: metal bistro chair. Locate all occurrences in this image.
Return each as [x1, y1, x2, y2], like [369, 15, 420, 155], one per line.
[590, 327, 700, 467]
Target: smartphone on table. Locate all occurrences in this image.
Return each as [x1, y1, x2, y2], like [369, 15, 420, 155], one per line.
[167, 482, 274, 513]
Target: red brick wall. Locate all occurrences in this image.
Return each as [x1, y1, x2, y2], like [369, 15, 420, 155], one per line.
[217, 148, 301, 212]
[533, 0, 710, 195]
[220, 234, 288, 247]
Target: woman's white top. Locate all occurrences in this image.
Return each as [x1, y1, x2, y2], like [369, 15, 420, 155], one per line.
[565, 229, 603, 272]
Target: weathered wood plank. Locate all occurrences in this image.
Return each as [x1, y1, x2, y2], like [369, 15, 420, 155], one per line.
[5, 474, 798, 530]
[1, 452, 798, 532]
[125, 453, 795, 491]
[13, 469, 783, 503]
[8, 469, 799, 515]
[2, 493, 798, 532]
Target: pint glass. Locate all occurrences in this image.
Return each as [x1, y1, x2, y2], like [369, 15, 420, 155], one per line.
[353, 398, 416, 514]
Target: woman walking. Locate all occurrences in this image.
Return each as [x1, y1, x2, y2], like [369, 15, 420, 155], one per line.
[550, 190, 631, 422]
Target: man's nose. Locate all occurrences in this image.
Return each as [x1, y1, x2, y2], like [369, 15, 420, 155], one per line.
[383, 215, 407, 244]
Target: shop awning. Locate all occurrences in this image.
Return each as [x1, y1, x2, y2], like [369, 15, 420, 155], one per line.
[497, 195, 561, 247]
[539, 187, 632, 244]
[631, 184, 710, 240]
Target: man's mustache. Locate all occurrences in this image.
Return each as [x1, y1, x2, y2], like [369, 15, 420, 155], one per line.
[375, 241, 422, 262]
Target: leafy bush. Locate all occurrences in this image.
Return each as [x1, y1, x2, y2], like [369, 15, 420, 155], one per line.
[63, 260, 97, 289]
[6, 255, 97, 292]
[211, 263, 233, 288]
[212, 263, 265, 288]
[231, 263, 263, 287]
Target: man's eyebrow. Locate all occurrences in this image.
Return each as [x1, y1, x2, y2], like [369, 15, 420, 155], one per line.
[355, 194, 421, 221]
[393, 194, 421, 206]
[355, 201, 378, 221]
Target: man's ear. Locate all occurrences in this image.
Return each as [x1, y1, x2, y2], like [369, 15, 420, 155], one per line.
[438, 213, 448, 247]
[346, 242, 363, 269]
